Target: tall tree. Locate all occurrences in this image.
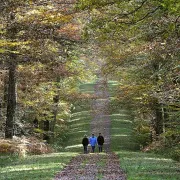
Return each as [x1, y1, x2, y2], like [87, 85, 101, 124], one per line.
[3, 11, 18, 138]
[0, 0, 79, 138]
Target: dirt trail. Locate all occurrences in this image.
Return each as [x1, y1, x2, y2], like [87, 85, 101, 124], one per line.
[55, 77, 126, 180]
[55, 153, 126, 180]
[91, 77, 111, 152]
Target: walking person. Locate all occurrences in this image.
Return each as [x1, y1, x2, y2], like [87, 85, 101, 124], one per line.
[89, 134, 97, 153]
[97, 133, 104, 153]
[82, 135, 89, 154]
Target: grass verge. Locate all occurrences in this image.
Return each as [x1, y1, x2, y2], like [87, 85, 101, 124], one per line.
[111, 109, 180, 180]
[64, 110, 92, 153]
[0, 152, 77, 180]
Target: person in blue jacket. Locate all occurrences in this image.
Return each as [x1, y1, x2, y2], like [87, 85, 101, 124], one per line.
[89, 133, 97, 153]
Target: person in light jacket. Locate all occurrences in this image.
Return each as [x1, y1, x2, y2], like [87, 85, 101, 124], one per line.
[89, 134, 97, 153]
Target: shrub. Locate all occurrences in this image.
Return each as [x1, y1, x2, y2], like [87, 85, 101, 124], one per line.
[161, 130, 180, 147]
[135, 133, 151, 148]
[0, 140, 18, 154]
[133, 119, 151, 148]
[25, 137, 53, 155]
[0, 137, 53, 157]
[0, 143, 16, 153]
[171, 147, 180, 162]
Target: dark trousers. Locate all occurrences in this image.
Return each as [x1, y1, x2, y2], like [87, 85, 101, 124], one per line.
[83, 145, 88, 154]
[98, 145, 103, 152]
[91, 146, 95, 153]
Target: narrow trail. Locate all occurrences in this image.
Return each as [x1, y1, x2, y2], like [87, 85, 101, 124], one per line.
[55, 77, 126, 180]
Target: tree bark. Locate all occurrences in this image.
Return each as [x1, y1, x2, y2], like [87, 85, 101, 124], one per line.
[154, 103, 164, 139]
[5, 12, 17, 139]
[3, 75, 9, 108]
[5, 62, 16, 138]
[51, 76, 61, 143]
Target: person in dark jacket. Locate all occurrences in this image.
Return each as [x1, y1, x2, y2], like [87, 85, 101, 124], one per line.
[97, 133, 104, 153]
[82, 135, 89, 154]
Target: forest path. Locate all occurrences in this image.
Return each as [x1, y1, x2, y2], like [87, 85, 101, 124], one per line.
[54, 153, 126, 180]
[55, 77, 126, 180]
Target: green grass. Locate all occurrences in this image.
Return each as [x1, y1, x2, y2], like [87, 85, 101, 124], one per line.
[79, 80, 118, 96]
[79, 82, 95, 93]
[66, 83, 94, 152]
[0, 152, 78, 180]
[65, 108, 92, 152]
[110, 112, 139, 151]
[110, 109, 180, 180]
[117, 151, 180, 180]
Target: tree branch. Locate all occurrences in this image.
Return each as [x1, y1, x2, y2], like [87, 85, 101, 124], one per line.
[133, 6, 160, 24]
[116, 0, 149, 18]
[175, 15, 180, 36]
[117, 6, 160, 25]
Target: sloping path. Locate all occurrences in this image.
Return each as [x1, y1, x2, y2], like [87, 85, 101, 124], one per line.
[55, 77, 126, 180]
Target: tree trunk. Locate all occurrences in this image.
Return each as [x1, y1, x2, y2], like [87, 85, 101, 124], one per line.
[3, 75, 9, 108]
[5, 62, 16, 138]
[5, 12, 17, 139]
[162, 106, 166, 134]
[154, 103, 164, 139]
[51, 76, 61, 143]
[0, 97, 2, 119]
